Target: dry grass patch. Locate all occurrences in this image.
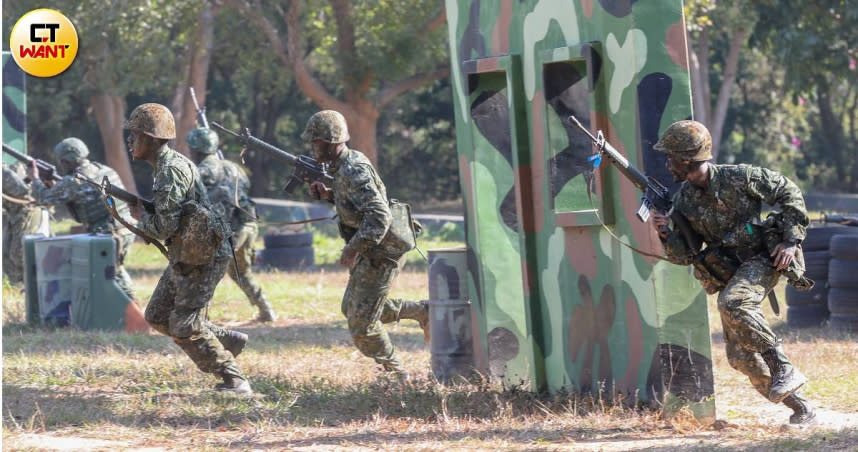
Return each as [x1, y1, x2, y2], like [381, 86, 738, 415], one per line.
[3, 242, 858, 450]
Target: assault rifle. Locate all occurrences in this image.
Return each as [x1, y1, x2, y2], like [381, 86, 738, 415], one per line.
[3, 143, 61, 182]
[76, 175, 155, 214]
[567, 115, 703, 252]
[4, 142, 165, 256]
[821, 214, 858, 227]
[77, 175, 167, 257]
[189, 87, 224, 160]
[211, 121, 334, 193]
[566, 116, 756, 300]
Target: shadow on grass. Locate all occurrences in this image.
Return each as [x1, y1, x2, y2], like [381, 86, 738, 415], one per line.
[711, 322, 856, 345]
[1, 376, 633, 431]
[2, 321, 426, 355]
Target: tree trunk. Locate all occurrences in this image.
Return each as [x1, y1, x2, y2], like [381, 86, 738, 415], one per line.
[689, 29, 710, 125]
[172, 4, 217, 156]
[709, 27, 748, 161]
[816, 78, 849, 187]
[343, 102, 381, 163]
[90, 94, 137, 195]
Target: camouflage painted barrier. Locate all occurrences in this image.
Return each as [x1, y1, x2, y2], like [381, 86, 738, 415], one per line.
[445, 0, 714, 418]
[25, 234, 147, 331]
[33, 236, 76, 326]
[2, 51, 27, 163]
[427, 248, 488, 382]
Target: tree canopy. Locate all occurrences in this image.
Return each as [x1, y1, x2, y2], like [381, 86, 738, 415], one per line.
[3, 0, 855, 201]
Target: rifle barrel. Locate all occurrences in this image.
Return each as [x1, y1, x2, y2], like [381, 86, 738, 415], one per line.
[566, 115, 648, 191]
[3, 143, 62, 181]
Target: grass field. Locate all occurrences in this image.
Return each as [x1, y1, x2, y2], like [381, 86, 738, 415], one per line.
[3, 233, 858, 451]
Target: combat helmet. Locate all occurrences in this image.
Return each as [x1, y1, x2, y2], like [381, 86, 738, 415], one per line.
[301, 110, 350, 144]
[653, 120, 712, 161]
[124, 103, 176, 140]
[53, 137, 89, 162]
[186, 128, 219, 154]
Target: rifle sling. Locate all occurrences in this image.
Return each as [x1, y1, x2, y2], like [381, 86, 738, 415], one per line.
[2, 192, 34, 205]
[103, 196, 168, 258]
[586, 186, 672, 262]
[262, 215, 337, 227]
[767, 290, 780, 316]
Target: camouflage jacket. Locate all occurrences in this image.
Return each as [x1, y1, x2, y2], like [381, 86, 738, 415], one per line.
[329, 148, 393, 254]
[139, 146, 229, 259]
[2, 163, 35, 217]
[197, 155, 256, 231]
[662, 164, 808, 266]
[31, 159, 133, 234]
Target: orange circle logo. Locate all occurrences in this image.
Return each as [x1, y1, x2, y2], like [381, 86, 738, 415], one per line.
[9, 9, 79, 78]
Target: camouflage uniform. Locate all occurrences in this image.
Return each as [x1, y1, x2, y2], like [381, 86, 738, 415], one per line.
[661, 164, 810, 403]
[196, 152, 274, 321]
[137, 143, 246, 382]
[329, 148, 423, 373]
[2, 163, 44, 283]
[31, 158, 137, 299]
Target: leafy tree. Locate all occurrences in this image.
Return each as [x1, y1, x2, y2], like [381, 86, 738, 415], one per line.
[753, 0, 858, 191]
[226, 0, 449, 164]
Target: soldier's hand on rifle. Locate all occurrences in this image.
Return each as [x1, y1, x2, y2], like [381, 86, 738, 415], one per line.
[651, 212, 670, 240]
[129, 199, 145, 221]
[339, 244, 358, 270]
[309, 181, 331, 201]
[27, 161, 53, 187]
[771, 241, 797, 271]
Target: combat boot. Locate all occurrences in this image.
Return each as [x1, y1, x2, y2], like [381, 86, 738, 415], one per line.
[783, 392, 816, 425]
[255, 297, 277, 323]
[398, 300, 430, 343]
[762, 345, 807, 403]
[214, 368, 253, 395]
[219, 330, 249, 358]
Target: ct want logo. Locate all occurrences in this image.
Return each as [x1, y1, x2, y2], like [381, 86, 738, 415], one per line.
[10, 9, 79, 78]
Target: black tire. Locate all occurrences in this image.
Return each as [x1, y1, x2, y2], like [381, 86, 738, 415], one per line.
[829, 313, 858, 331]
[828, 288, 858, 315]
[802, 226, 858, 252]
[263, 232, 314, 249]
[786, 304, 829, 329]
[829, 235, 858, 260]
[785, 282, 828, 307]
[828, 259, 858, 289]
[259, 246, 315, 269]
[802, 250, 830, 280]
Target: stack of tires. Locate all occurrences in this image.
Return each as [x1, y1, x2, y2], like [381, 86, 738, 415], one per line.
[785, 227, 844, 327]
[828, 234, 858, 330]
[258, 231, 315, 270]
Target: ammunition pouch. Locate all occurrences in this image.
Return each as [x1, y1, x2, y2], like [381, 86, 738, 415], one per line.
[170, 200, 225, 265]
[692, 247, 740, 294]
[762, 214, 814, 291]
[377, 199, 421, 257]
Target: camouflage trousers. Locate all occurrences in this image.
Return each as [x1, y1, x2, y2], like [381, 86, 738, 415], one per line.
[342, 252, 412, 372]
[225, 223, 266, 308]
[144, 257, 242, 379]
[717, 253, 784, 398]
[2, 207, 43, 284]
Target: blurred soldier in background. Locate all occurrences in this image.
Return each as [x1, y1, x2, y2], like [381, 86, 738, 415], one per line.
[125, 103, 252, 394]
[2, 163, 46, 283]
[651, 120, 816, 425]
[26, 138, 137, 300]
[303, 110, 428, 380]
[187, 127, 276, 322]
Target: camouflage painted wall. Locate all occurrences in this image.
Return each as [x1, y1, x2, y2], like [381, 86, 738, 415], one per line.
[3, 51, 27, 163]
[445, 0, 714, 416]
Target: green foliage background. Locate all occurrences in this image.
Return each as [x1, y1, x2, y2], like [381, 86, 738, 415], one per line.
[3, 0, 856, 200]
